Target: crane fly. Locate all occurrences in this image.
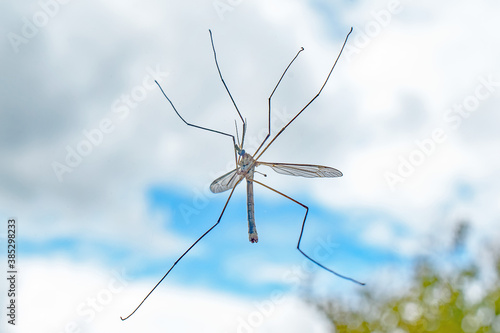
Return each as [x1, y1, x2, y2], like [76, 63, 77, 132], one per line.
[121, 27, 363, 321]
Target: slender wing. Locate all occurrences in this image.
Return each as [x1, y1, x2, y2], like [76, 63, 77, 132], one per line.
[210, 168, 244, 193]
[257, 162, 342, 178]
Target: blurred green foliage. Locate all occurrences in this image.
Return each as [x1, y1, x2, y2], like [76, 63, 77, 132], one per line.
[313, 223, 500, 332]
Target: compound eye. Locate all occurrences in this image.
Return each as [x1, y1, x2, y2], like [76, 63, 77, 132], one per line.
[238, 149, 245, 156]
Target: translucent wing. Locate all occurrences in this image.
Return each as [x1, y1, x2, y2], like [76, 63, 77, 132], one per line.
[210, 169, 244, 193]
[257, 162, 342, 178]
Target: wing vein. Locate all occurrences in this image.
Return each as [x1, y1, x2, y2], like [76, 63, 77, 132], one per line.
[257, 162, 342, 178]
[210, 169, 244, 193]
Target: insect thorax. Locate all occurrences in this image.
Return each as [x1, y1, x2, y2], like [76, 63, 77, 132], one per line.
[239, 152, 255, 174]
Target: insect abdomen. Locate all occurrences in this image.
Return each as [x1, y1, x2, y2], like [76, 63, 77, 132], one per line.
[246, 175, 258, 243]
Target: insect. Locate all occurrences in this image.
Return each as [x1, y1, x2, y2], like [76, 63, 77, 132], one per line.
[121, 27, 362, 321]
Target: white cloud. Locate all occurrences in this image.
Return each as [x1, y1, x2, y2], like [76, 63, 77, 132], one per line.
[1, 258, 330, 332]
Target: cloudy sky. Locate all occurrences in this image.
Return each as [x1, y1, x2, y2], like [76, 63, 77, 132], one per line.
[1, 0, 500, 332]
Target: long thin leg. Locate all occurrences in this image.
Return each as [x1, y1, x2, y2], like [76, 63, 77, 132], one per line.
[250, 178, 365, 285]
[209, 30, 245, 126]
[120, 181, 242, 321]
[252, 46, 305, 158]
[254, 27, 353, 162]
[155, 80, 239, 166]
